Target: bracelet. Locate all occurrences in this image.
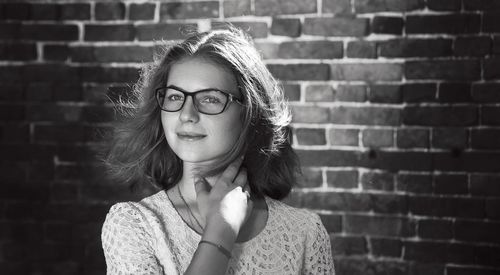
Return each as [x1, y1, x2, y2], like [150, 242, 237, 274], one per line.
[199, 240, 232, 259]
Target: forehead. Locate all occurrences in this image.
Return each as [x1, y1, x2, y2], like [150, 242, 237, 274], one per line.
[167, 57, 240, 96]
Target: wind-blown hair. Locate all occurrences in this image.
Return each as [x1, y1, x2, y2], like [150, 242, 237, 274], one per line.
[103, 26, 300, 200]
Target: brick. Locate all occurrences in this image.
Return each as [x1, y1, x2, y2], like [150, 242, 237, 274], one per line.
[53, 84, 82, 101]
[369, 85, 401, 103]
[23, 64, 79, 82]
[323, 0, 351, 14]
[27, 104, 82, 122]
[331, 106, 400, 126]
[336, 259, 409, 275]
[472, 83, 500, 102]
[432, 128, 468, 149]
[361, 171, 394, 191]
[223, 0, 251, 17]
[482, 106, 500, 125]
[268, 64, 329, 81]
[404, 106, 477, 127]
[136, 23, 196, 41]
[95, 3, 125, 21]
[0, 42, 37, 61]
[471, 174, 500, 196]
[303, 17, 369, 37]
[362, 128, 393, 148]
[406, 60, 480, 80]
[34, 125, 85, 143]
[483, 12, 500, 32]
[296, 167, 322, 188]
[21, 24, 78, 41]
[397, 173, 432, 193]
[129, 3, 155, 20]
[30, 4, 58, 20]
[454, 36, 491, 56]
[2, 3, 30, 20]
[0, 23, 20, 40]
[438, 82, 471, 102]
[432, 151, 500, 173]
[402, 83, 437, 103]
[448, 266, 500, 275]
[255, 0, 316, 15]
[329, 128, 359, 146]
[85, 24, 134, 41]
[0, 123, 29, 143]
[213, 22, 268, 38]
[319, 214, 342, 232]
[71, 46, 154, 63]
[355, 0, 424, 12]
[409, 196, 484, 218]
[397, 128, 429, 149]
[0, 105, 25, 121]
[484, 58, 500, 79]
[455, 220, 500, 244]
[60, 4, 90, 20]
[486, 198, 500, 219]
[427, 0, 462, 10]
[493, 36, 500, 54]
[370, 238, 402, 257]
[44, 45, 69, 61]
[346, 41, 376, 58]
[336, 85, 366, 102]
[418, 219, 453, 240]
[160, 2, 218, 20]
[278, 41, 342, 59]
[326, 170, 358, 188]
[345, 215, 415, 237]
[407, 14, 481, 34]
[372, 193, 409, 214]
[331, 63, 403, 81]
[295, 128, 326, 145]
[80, 66, 139, 83]
[471, 129, 500, 149]
[282, 84, 300, 101]
[291, 106, 330, 123]
[305, 84, 335, 102]
[464, 0, 500, 10]
[270, 18, 300, 37]
[404, 241, 448, 262]
[302, 191, 370, 211]
[0, 84, 23, 101]
[297, 149, 362, 167]
[332, 236, 367, 255]
[372, 16, 403, 34]
[379, 39, 452, 58]
[434, 174, 468, 194]
[255, 42, 278, 59]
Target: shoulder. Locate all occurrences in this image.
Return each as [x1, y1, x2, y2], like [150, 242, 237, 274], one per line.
[268, 197, 324, 232]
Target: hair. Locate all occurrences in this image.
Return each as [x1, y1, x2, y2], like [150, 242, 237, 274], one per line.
[102, 25, 300, 200]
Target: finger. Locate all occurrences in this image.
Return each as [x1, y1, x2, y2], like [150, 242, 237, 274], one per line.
[219, 156, 244, 184]
[233, 168, 247, 187]
[194, 177, 210, 196]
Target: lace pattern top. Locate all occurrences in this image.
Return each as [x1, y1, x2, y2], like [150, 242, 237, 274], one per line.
[101, 190, 334, 275]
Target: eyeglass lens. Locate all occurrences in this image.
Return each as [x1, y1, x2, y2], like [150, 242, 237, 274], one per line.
[158, 88, 229, 114]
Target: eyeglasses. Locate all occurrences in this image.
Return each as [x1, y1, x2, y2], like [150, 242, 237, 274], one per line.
[155, 85, 243, 115]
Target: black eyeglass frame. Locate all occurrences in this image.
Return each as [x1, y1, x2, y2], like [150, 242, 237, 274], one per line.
[155, 85, 244, 115]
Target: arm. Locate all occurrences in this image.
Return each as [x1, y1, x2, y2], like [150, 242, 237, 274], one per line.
[303, 214, 335, 275]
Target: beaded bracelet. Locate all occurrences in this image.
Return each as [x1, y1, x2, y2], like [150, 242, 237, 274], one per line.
[199, 240, 232, 259]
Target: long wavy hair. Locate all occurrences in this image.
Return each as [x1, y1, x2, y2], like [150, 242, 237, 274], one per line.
[103, 26, 300, 200]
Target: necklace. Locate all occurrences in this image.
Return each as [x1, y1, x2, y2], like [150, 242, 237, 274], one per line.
[177, 184, 204, 231]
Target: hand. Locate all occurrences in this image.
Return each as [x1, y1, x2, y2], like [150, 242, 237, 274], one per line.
[194, 156, 254, 236]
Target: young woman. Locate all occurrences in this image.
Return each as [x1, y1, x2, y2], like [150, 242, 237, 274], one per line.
[101, 26, 334, 275]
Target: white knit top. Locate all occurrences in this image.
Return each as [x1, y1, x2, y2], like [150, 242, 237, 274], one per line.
[101, 189, 334, 275]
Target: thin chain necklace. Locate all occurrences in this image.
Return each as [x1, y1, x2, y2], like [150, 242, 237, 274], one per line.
[177, 184, 204, 231]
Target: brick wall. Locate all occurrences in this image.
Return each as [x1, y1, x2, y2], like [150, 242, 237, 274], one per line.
[1, 0, 500, 274]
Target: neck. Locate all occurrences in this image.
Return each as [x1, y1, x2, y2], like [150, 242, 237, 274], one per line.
[177, 162, 220, 202]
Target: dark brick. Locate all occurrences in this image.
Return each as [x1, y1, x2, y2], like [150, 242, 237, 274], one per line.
[79, 66, 139, 83]
[432, 128, 468, 149]
[295, 128, 326, 145]
[2, 3, 30, 20]
[397, 128, 429, 149]
[21, 24, 78, 41]
[331, 63, 403, 81]
[409, 196, 484, 218]
[486, 198, 500, 219]
[0, 84, 24, 101]
[345, 215, 415, 237]
[296, 150, 362, 167]
[0, 42, 37, 61]
[30, 4, 59, 20]
[369, 85, 401, 103]
[482, 106, 500, 125]
[438, 82, 471, 102]
[23, 64, 79, 82]
[0, 105, 25, 121]
[53, 84, 82, 101]
[493, 36, 500, 54]
[406, 60, 481, 80]
[0, 23, 20, 40]
[278, 41, 343, 59]
[318, 214, 342, 233]
[471, 129, 500, 149]
[448, 266, 500, 275]
[472, 83, 500, 102]
[34, 125, 85, 143]
[434, 174, 468, 194]
[372, 16, 403, 34]
[326, 170, 358, 188]
[160, 2, 218, 20]
[362, 128, 393, 148]
[27, 104, 83, 122]
[371, 193, 408, 214]
[404, 106, 477, 126]
[379, 39, 452, 58]
[223, 0, 251, 17]
[336, 85, 366, 102]
[84, 24, 134, 41]
[427, 0, 462, 10]
[455, 220, 500, 244]
[346, 41, 376, 58]
[402, 83, 437, 103]
[71, 46, 154, 63]
[336, 259, 409, 275]
[282, 84, 300, 101]
[44, 44, 69, 61]
[0, 123, 29, 142]
[483, 12, 500, 32]
[332, 236, 367, 255]
[129, 3, 155, 20]
[484, 58, 500, 79]
[303, 17, 369, 37]
[268, 64, 330, 81]
[270, 18, 301, 37]
[464, 0, 500, 10]
[419, 219, 453, 240]
[361, 171, 394, 191]
[355, 0, 424, 12]
[331, 106, 401, 125]
[305, 84, 335, 102]
[404, 241, 448, 262]
[329, 128, 359, 146]
[371, 238, 402, 257]
[407, 14, 481, 34]
[95, 3, 125, 21]
[136, 23, 196, 41]
[454, 36, 491, 56]
[60, 4, 90, 20]
[470, 174, 500, 196]
[432, 151, 500, 173]
[397, 173, 433, 193]
[255, 0, 316, 15]
[296, 167, 322, 188]
[323, 0, 351, 14]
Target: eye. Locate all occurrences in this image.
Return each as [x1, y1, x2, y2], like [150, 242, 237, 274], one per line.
[167, 94, 184, 101]
[200, 96, 222, 104]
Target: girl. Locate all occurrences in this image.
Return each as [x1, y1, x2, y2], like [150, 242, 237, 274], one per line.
[101, 26, 334, 275]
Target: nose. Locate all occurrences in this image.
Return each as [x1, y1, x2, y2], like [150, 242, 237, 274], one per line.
[179, 96, 200, 123]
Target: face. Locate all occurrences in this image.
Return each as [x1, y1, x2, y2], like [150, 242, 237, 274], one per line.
[160, 57, 243, 165]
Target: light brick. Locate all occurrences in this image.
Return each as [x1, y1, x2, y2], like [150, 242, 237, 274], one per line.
[278, 41, 343, 59]
[329, 128, 359, 146]
[330, 63, 403, 81]
[303, 17, 369, 37]
[255, 0, 316, 15]
[160, 2, 218, 20]
[305, 84, 335, 102]
[295, 128, 326, 145]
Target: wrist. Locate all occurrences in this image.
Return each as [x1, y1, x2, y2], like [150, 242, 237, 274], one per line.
[203, 218, 237, 250]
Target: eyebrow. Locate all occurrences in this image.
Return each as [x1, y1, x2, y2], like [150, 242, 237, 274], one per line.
[166, 84, 242, 99]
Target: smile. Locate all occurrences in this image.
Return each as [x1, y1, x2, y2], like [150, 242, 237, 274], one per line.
[177, 132, 207, 141]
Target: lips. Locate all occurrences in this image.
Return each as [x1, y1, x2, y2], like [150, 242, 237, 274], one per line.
[177, 131, 207, 141]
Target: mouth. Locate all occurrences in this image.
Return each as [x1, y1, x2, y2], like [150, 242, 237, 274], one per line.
[177, 132, 207, 141]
